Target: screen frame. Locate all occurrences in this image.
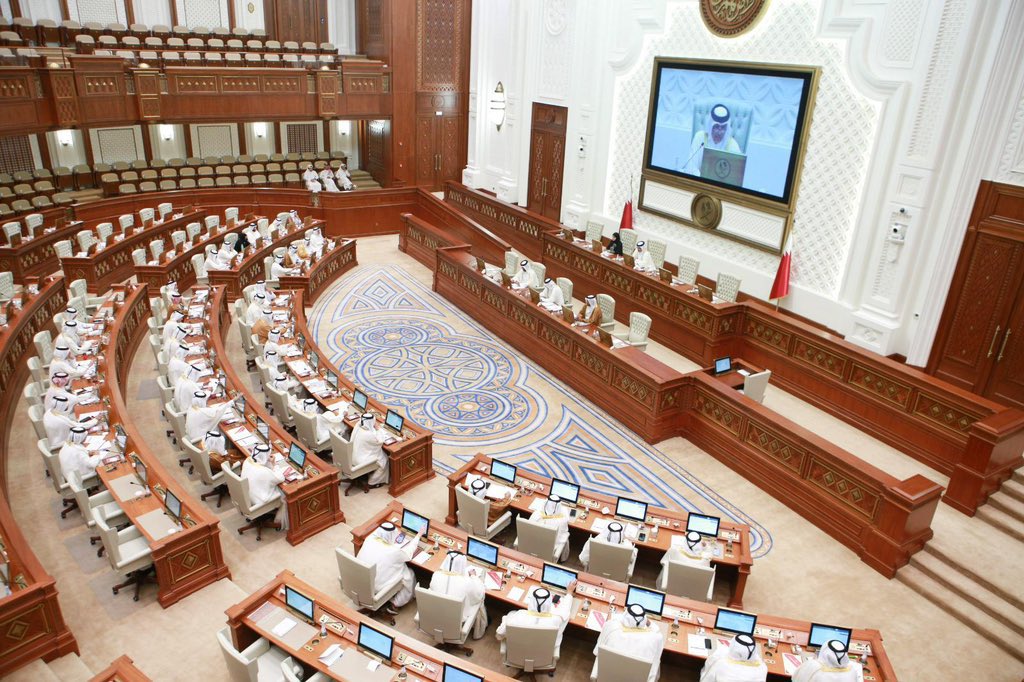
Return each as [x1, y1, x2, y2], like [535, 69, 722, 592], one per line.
[135, 458, 147, 484]
[352, 388, 368, 410]
[400, 509, 429, 537]
[384, 409, 404, 433]
[466, 537, 499, 567]
[713, 357, 732, 375]
[442, 663, 484, 682]
[287, 442, 307, 469]
[357, 622, 394, 661]
[256, 416, 269, 441]
[615, 496, 648, 523]
[284, 585, 315, 622]
[808, 622, 853, 650]
[540, 562, 577, 592]
[625, 584, 666, 617]
[686, 512, 721, 537]
[164, 489, 182, 521]
[714, 608, 758, 637]
[549, 478, 580, 505]
[489, 458, 517, 485]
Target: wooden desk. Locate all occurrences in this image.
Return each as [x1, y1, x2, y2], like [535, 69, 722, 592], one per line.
[704, 359, 762, 391]
[353, 501, 898, 682]
[226, 570, 517, 682]
[208, 285, 345, 544]
[434, 245, 689, 444]
[445, 453, 754, 608]
[133, 216, 255, 293]
[59, 209, 207, 294]
[289, 288, 436, 497]
[88, 655, 151, 682]
[277, 238, 358, 302]
[0, 214, 79, 283]
[0, 275, 79, 674]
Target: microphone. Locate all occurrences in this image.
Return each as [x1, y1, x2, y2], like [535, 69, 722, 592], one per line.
[681, 142, 705, 172]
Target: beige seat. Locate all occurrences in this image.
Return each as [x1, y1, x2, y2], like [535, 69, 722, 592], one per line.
[596, 293, 616, 331]
[500, 623, 560, 678]
[455, 485, 511, 539]
[292, 408, 330, 455]
[513, 516, 561, 562]
[335, 548, 403, 625]
[740, 369, 772, 404]
[658, 559, 716, 601]
[329, 429, 377, 496]
[715, 273, 741, 303]
[677, 256, 700, 285]
[585, 537, 636, 582]
[585, 221, 604, 243]
[590, 644, 658, 682]
[221, 462, 283, 541]
[612, 312, 652, 351]
[620, 229, 638, 254]
[264, 383, 295, 430]
[95, 506, 155, 601]
[33, 329, 52, 366]
[413, 585, 475, 655]
[183, 438, 227, 507]
[217, 626, 296, 682]
[281, 656, 328, 682]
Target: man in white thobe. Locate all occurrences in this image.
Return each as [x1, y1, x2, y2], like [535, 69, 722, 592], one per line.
[336, 162, 355, 190]
[793, 640, 863, 682]
[527, 494, 571, 562]
[55, 320, 85, 356]
[351, 413, 389, 487]
[203, 429, 227, 459]
[511, 260, 533, 290]
[307, 227, 325, 258]
[699, 633, 767, 682]
[45, 372, 79, 411]
[263, 329, 284, 362]
[685, 103, 743, 176]
[496, 585, 574, 649]
[167, 343, 192, 384]
[216, 241, 237, 268]
[593, 604, 665, 682]
[538, 277, 564, 313]
[174, 364, 205, 412]
[632, 240, 657, 274]
[59, 426, 103, 484]
[271, 254, 299, 279]
[185, 391, 231, 442]
[49, 345, 87, 381]
[356, 522, 421, 609]
[302, 165, 321, 193]
[45, 396, 96, 450]
[319, 167, 340, 192]
[428, 551, 488, 639]
[245, 293, 267, 326]
[579, 520, 637, 575]
[240, 444, 285, 507]
[162, 324, 192, 356]
[272, 372, 299, 394]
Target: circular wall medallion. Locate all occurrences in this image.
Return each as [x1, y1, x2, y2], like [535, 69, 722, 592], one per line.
[247, 2, 255, 14]
[699, 0, 770, 38]
[690, 193, 723, 230]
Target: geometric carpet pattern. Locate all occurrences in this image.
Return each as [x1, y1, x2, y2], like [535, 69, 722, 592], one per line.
[309, 265, 772, 556]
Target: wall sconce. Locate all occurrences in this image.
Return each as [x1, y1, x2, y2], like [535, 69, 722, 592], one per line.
[488, 82, 506, 131]
[159, 124, 174, 141]
[56, 129, 73, 147]
[253, 122, 267, 138]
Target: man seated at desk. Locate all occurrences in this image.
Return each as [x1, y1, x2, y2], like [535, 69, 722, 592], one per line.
[575, 294, 602, 327]
[658, 530, 712, 580]
[356, 521, 422, 612]
[173, 364, 205, 412]
[538, 277, 564, 313]
[49, 345, 88, 381]
[603, 231, 624, 257]
[205, 248, 232, 272]
[167, 342, 193, 384]
[511, 259, 534, 291]
[699, 633, 767, 682]
[430, 550, 488, 639]
[528, 494, 571, 562]
[467, 477, 512, 526]
[351, 413, 389, 487]
[59, 425, 104, 484]
[579, 521, 636, 574]
[594, 603, 665, 682]
[45, 372, 79, 411]
[632, 240, 657, 274]
[241, 222, 261, 249]
[307, 227, 325, 258]
[792, 640, 863, 682]
[45, 395, 97, 450]
[271, 371, 300, 394]
[290, 397, 344, 442]
[56, 320, 86, 356]
[271, 253, 300, 279]
[241, 444, 286, 523]
[496, 584, 575, 648]
[185, 391, 232, 442]
[251, 306, 273, 344]
[283, 243, 303, 269]
[202, 429, 228, 462]
[245, 293, 268, 326]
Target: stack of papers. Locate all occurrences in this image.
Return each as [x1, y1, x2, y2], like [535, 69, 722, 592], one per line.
[319, 644, 343, 667]
[484, 571, 503, 591]
[585, 610, 609, 632]
[285, 347, 302, 358]
[306, 379, 328, 396]
[290, 360, 312, 376]
[84, 435, 108, 451]
[271, 617, 297, 637]
[507, 586, 525, 603]
[412, 551, 431, 565]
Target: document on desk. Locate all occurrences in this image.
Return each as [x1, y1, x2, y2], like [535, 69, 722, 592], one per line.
[227, 425, 250, 441]
[412, 551, 431, 566]
[272, 617, 297, 637]
[585, 610, 609, 632]
[306, 379, 328, 396]
[484, 571, 503, 591]
[687, 634, 715, 657]
[318, 644, 343, 667]
[782, 652, 802, 675]
[84, 434, 108, 451]
[289, 360, 312, 377]
[507, 586, 525, 603]
[527, 498, 545, 513]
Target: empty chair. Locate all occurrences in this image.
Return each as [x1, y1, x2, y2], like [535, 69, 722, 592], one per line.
[159, 179, 176, 191]
[590, 644, 659, 682]
[658, 559, 716, 601]
[94, 508, 155, 601]
[414, 585, 475, 656]
[677, 256, 700, 285]
[613, 312, 652, 351]
[596, 293, 616, 331]
[221, 462, 283, 540]
[335, 548, 404, 625]
[149, 239, 165, 260]
[95, 222, 113, 243]
[186, 221, 202, 240]
[715, 273, 741, 303]
[226, 38, 243, 51]
[263, 383, 295, 430]
[33, 330, 52, 365]
[132, 248, 146, 266]
[556, 277, 573, 304]
[647, 239, 667, 268]
[190, 253, 208, 286]
[739, 369, 772, 404]
[217, 626, 295, 682]
[455, 484, 511, 539]
[514, 516, 561, 562]
[500, 622, 560, 679]
[119, 183, 137, 195]
[2, 221, 20, 245]
[76, 229, 96, 252]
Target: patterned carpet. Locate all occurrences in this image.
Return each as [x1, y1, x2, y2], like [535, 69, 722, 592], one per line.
[309, 265, 771, 556]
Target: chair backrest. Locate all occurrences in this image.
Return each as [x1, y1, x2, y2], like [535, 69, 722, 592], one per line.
[620, 229, 638, 254]
[292, 408, 319, 447]
[221, 461, 257, 513]
[742, 369, 772, 404]
[647, 239, 667, 268]
[515, 516, 558, 560]
[716, 273, 741, 303]
[678, 256, 700, 285]
[530, 262, 546, 289]
[28, 403, 47, 441]
[191, 253, 206, 279]
[336, 548, 376, 607]
[54, 239, 73, 258]
[415, 585, 465, 644]
[28, 356, 47, 385]
[503, 250, 519, 275]
[627, 312, 652, 343]
[96, 222, 113, 242]
[328, 429, 359, 476]
[39, 440, 66, 495]
[585, 221, 603, 243]
[588, 538, 634, 581]
[139, 207, 155, 224]
[23, 381, 43, 408]
[132, 248, 146, 266]
[556, 277, 572, 304]
[149, 239, 164, 258]
[183, 437, 218, 486]
[164, 401, 187, 443]
[171, 230, 186, 245]
[225, 206, 238, 222]
[119, 213, 134, 231]
[503, 623, 559, 672]
[216, 626, 258, 682]
[454, 485, 491, 537]
[204, 215, 219, 230]
[186, 221, 201, 239]
[264, 384, 294, 426]
[594, 644, 656, 681]
[596, 293, 615, 327]
[224, 232, 238, 248]
[33, 330, 52, 364]
[664, 560, 716, 600]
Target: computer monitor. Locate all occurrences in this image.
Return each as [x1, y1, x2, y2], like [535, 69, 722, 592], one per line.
[309, 351, 319, 369]
[358, 623, 394, 662]
[326, 370, 338, 391]
[466, 537, 499, 567]
[808, 623, 852, 650]
[713, 357, 732, 375]
[550, 478, 580, 505]
[400, 508, 429, 537]
[615, 496, 648, 523]
[442, 663, 483, 682]
[686, 513, 721, 537]
[296, 334, 305, 351]
[287, 442, 307, 470]
[256, 416, 269, 441]
[625, 585, 665, 617]
[114, 423, 127, 450]
[384, 409, 404, 434]
[135, 458, 147, 485]
[489, 459, 517, 485]
[540, 563, 577, 592]
[236, 394, 246, 415]
[284, 586, 315, 622]
[164, 489, 182, 522]
[352, 388, 368, 411]
[714, 608, 757, 637]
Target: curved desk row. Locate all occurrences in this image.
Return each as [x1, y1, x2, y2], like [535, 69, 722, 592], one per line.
[0, 275, 78, 674]
[353, 501, 899, 681]
[442, 182, 1024, 516]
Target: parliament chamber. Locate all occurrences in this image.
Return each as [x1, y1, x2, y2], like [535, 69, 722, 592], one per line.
[0, 1, 1022, 681]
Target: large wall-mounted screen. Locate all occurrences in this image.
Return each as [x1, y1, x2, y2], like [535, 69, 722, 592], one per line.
[643, 58, 817, 206]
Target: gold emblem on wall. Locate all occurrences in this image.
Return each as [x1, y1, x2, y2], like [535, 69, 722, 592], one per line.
[247, 2, 255, 13]
[691, 193, 723, 230]
[699, 0, 771, 37]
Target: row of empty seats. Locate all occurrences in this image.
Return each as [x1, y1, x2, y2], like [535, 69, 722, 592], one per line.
[78, 45, 339, 70]
[73, 33, 337, 55]
[0, 18, 273, 47]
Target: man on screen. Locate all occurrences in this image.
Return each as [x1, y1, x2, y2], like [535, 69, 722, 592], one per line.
[685, 103, 743, 175]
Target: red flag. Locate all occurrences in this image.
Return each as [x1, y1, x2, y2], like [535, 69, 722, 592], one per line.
[618, 199, 633, 231]
[769, 236, 793, 300]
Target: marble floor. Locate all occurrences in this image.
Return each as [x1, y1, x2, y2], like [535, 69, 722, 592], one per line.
[4, 235, 1022, 681]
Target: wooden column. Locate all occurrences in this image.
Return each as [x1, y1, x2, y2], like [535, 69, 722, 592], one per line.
[36, 132, 52, 168]
[237, 122, 247, 156]
[227, 0, 237, 30]
[183, 124, 194, 158]
[140, 124, 153, 163]
[81, 126, 95, 166]
[322, 120, 331, 155]
[124, 0, 136, 26]
[275, 122, 283, 154]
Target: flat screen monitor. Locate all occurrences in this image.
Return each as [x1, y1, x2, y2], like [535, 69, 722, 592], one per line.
[256, 416, 269, 441]
[625, 585, 665, 617]
[296, 334, 305, 351]
[541, 563, 576, 592]
[808, 623, 852, 650]
[687, 513, 721, 537]
[236, 394, 246, 416]
[549, 478, 579, 505]
[713, 357, 732, 375]
[400, 508, 429, 537]
[135, 459, 147, 485]
[352, 388, 368, 411]
[309, 352, 319, 369]
[615, 497, 648, 523]
[714, 608, 757, 637]
[442, 664, 484, 682]
[489, 459, 517, 485]
[164, 489, 182, 521]
[326, 370, 338, 390]
[284, 586, 315, 622]
[114, 423, 127, 450]
[384, 409, 404, 434]
[358, 623, 394, 662]
[466, 537, 499, 567]
[643, 57, 818, 206]
[287, 442, 306, 470]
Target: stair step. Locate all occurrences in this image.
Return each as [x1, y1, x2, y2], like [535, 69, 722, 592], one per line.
[987, 492, 1024, 525]
[47, 652, 94, 682]
[1000, 475, 1024, 504]
[913, 549, 1024, 634]
[2, 659, 61, 682]
[898, 565, 1024, 664]
[976, 503, 1024, 542]
[1013, 470, 1024, 486]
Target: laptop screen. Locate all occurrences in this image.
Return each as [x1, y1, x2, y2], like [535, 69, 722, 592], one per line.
[164, 489, 182, 521]
[625, 585, 665, 617]
[467, 537, 499, 567]
[385, 409, 404, 433]
[686, 513, 721, 537]
[357, 623, 394, 661]
[285, 586, 315, 621]
[352, 388, 368, 410]
[490, 459, 517, 485]
[713, 357, 732, 374]
[400, 509, 429, 537]
[615, 497, 648, 523]
[550, 478, 580, 505]
[541, 563, 576, 591]
[808, 623, 852, 650]
[714, 609, 757, 637]
[287, 442, 306, 470]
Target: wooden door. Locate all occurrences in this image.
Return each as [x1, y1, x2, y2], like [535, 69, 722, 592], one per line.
[929, 181, 1024, 408]
[527, 103, 567, 222]
[416, 114, 438, 187]
[269, 0, 329, 44]
[415, 113, 462, 190]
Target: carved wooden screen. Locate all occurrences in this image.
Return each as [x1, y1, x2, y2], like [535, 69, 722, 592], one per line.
[286, 123, 319, 155]
[0, 135, 34, 175]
